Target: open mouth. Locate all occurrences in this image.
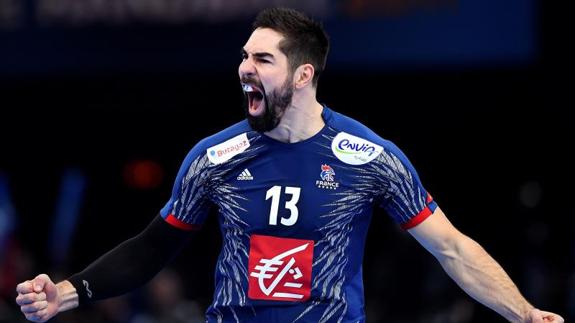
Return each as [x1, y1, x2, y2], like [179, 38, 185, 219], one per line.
[242, 83, 265, 116]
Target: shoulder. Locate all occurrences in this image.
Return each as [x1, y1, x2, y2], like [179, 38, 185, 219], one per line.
[196, 119, 252, 150]
[324, 107, 389, 146]
[324, 106, 402, 155]
[323, 107, 417, 168]
[181, 119, 253, 167]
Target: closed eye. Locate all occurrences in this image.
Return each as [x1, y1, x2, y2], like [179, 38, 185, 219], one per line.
[241, 48, 275, 64]
[253, 52, 274, 63]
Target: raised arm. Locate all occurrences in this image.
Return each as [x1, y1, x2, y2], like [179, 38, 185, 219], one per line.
[15, 214, 193, 322]
[408, 207, 563, 323]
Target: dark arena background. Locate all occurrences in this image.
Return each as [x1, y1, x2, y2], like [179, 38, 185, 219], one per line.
[0, 1, 572, 322]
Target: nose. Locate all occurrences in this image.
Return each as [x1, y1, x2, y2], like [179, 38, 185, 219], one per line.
[238, 56, 256, 79]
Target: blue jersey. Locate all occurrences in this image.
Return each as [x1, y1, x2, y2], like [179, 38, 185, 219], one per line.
[160, 107, 437, 322]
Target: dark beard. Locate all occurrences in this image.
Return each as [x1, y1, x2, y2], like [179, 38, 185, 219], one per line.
[244, 78, 294, 132]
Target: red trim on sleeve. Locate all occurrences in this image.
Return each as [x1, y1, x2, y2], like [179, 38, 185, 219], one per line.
[165, 214, 201, 231]
[401, 206, 433, 230]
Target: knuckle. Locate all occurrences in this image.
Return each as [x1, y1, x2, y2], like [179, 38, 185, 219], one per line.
[36, 292, 47, 301]
[16, 297, 30, 305]
[15, 295, 24, 305]
[16, 281, 31, 293]
[21, 303, 39, 313]
[39, 301, 48, 310]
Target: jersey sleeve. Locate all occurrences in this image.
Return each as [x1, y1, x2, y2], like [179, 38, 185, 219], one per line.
[375, 141, 438, 230]
[160, 141, 213, 231]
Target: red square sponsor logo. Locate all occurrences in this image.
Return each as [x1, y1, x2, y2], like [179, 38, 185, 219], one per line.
[248, 234, 314, 302]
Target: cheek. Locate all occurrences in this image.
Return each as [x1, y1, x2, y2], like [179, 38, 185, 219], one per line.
[267, 72, 291, 90]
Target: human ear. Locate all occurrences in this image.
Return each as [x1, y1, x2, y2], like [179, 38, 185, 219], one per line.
[294, 64, 315, 89]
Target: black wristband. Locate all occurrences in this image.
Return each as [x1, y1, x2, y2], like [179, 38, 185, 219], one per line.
[67, 275, 93, 305]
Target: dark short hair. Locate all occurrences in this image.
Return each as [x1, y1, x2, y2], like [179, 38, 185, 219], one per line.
[253, 7, 329, 87]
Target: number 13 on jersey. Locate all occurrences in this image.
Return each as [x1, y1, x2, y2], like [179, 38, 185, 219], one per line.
[266, 186, 301, 226]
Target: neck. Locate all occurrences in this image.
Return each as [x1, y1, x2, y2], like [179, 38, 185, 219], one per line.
[264, 92, 325, 143]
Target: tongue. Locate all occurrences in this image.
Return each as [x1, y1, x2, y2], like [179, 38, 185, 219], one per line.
[249, 94, 265, 117]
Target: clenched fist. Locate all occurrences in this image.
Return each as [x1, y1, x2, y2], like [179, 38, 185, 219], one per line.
[15, 274, 78, 322]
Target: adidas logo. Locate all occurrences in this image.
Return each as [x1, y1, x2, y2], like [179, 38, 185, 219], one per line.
[237, 168, 254, 181]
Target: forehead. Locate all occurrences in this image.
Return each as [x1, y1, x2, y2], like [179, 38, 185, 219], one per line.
[243, 28, 285, 54]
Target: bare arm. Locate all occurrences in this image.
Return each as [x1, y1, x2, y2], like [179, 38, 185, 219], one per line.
[408, 207, 563, 323]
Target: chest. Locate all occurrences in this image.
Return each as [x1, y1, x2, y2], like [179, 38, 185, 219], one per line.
[210, 145, 376, 237]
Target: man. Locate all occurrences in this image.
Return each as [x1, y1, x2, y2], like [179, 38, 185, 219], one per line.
[16, 7, 563, 323]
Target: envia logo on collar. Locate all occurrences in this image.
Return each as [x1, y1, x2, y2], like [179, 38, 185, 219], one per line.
[331, 132, 383, 165]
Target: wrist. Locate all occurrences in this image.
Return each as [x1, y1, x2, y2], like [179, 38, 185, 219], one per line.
[56, 280, 79, 313]
[511, 304, 535, 323]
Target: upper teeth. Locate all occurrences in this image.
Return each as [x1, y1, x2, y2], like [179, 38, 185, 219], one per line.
[242, 84, 254, 92]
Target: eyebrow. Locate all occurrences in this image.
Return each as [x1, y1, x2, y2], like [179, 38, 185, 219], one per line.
[241, 48, 275, 60]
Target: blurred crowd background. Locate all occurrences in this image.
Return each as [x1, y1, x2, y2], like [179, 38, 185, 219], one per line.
[0, 0, 572, 322]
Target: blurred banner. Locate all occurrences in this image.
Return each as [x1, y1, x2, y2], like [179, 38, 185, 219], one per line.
[0, 0, 536, 76]
[0, 172, 16, 254]
[48, 169, 86, 268]
[2, 0, 329, 25]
